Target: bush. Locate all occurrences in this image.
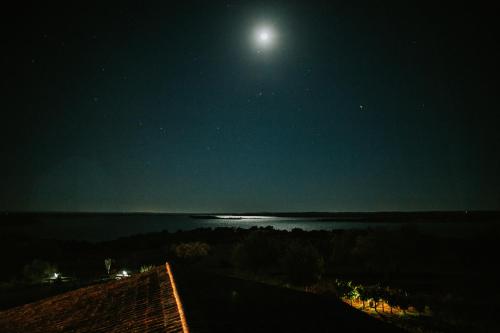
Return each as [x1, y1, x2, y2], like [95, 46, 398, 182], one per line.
[140, 264, 155, 273]
[281, 241, 325, 285]
[174, 242, 210, 261]
[23, 259, 58, 283]
[232, 231, 279, 273]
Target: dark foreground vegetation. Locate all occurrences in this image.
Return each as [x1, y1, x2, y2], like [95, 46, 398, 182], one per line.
[174, 266, 404, 332]
[1, 218, 499, 332]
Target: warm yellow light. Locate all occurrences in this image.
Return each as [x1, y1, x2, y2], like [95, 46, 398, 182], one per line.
[166, 262, 190, 333]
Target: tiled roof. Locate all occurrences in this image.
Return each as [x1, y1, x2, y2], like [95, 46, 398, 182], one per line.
[0, 264, 187, 333]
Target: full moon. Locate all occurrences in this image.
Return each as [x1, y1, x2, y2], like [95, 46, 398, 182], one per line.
[259, 32, 269, 41]
[254, 26, 275, 49]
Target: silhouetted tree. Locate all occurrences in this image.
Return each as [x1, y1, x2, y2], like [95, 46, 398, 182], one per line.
[281, 241, 325, 285]
[175, 242, 210, 262]
[358, 285, 369, 309]
[335, 279, 357, 305]
[386, 288, 399, 315]
[232, 231, 281, 273]
[396, 290, 410, 315]
[104, 258, 113, 275]
[413, 294, 427, 314]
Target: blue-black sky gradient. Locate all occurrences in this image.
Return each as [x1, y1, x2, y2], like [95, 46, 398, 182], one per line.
[2, 1, 499, 212]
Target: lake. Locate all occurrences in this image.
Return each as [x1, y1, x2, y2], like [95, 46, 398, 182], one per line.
[3, 214, 496, 242]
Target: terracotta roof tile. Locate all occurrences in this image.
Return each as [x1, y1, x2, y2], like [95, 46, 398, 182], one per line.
[0, 265, 186, 333]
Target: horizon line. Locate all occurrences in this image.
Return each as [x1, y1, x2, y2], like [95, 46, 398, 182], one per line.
[2, 209, 499, 215]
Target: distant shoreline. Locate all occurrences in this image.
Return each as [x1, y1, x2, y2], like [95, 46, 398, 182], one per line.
[2, 210, 499, 223]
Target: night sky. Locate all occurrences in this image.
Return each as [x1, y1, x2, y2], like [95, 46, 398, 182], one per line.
[2, 1, 499, 212]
